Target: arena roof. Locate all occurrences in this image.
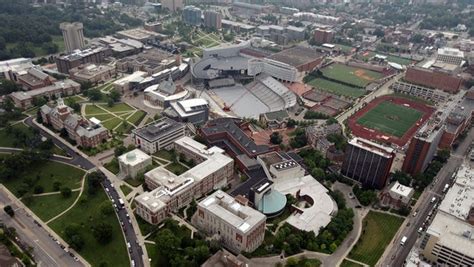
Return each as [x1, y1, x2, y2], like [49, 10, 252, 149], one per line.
[267, 46, 323, 68]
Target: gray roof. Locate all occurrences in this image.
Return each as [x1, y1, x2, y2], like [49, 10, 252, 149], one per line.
[133, 118, 184, 142]
[263, 110, 289, 122]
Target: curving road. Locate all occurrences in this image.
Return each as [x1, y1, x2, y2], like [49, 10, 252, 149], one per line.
[20, 117, 146, 267]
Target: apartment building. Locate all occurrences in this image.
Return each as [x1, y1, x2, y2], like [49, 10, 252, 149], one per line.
[135, 137, 234, 225]
[183, 6, 202, 26]
[192, 190, 266, 253]
[204, 10, 222, 30]
[161, 0, 183, 12]
[60, 22, 85, 53]
[341, 137, 395, 189]
[132, 118, 186, 154]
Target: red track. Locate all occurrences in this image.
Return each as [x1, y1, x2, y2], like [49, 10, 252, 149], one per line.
[347, 95, 435, 147]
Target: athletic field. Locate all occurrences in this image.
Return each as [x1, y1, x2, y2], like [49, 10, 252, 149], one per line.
[356, 101, 423, 138]
[307, 78, 366, 98]
[321, 64, 383, 87]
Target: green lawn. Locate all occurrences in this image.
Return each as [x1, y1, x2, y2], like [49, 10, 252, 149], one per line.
[124, 178, 143, 187]
[127, 111, 146, 126]
[349, 211, 404, 266]
[321, 64, 383, 87]
[120, 185, 133, 197]
[49, 178, 129, 267]
[357, 101, 423, 137]
[24, 106, 39, 116]
[337, 44, 354, 53]
[307, 78, 366, 98]
[102, 118, 123, 131]
[25, 191, 80, 222]
[115, 122, 134, 134]
[145, 243, 160, 266]
[165, 162, 189, 175]
[104, 158, 120, 175]
[99, 103, 134, 113]
[51, 145, 68, 157]
[341, 259, 364, 267]
[385, 55, 414, 66]
[65, 95, 87, 103]
[0, 123, 30, 147]
[154, 150, 174, 161]
[85, 104, 106, 115]
[1, 160, 84, 197]
[85, 114, 113, 121]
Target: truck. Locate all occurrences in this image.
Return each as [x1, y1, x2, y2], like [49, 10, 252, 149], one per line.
[400, 236, 408, 246]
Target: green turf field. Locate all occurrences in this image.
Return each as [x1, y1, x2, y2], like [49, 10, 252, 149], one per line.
[349, 211, 403, 266]
[307, 78, 366, 98]
[321, 64, 383, 87]
[357, 101, 423, 138]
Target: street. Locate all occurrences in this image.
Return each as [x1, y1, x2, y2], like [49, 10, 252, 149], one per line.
[381, 127, 474, 266]
[0, 187, 83, 267]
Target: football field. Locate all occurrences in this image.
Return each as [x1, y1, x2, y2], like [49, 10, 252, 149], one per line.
[356, 101, 423, 137]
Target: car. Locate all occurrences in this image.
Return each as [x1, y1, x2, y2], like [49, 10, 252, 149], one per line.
[69, 252, 74, 257]
[412, 211, 418, 217]
[431, 197, 437, 203]
[418, 227, 423, 234]
[348, 192, 355, 199]
[106, 188, 110, 192]
[74, 257, 79, 262]
[126, 214, 130, 218]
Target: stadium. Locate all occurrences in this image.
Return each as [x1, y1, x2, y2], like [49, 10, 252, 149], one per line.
[347, 95, 435, 147]
[191, 39, 307, 118]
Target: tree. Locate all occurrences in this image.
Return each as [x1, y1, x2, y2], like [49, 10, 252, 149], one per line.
[0, 79, 20, 95]
[270, 132, 282, 145]
[155, 229, 181, 256]
[3, 205, 14, 217]
[287, 119, 296, 128]
[87, 171, 105, 195]
[436, 149, 450, 163]
[34, 185, 44, 194]
[109, 89, 121, 102]
[100, 200, 114, 215]
[107, 98, 115, 107]
[93, 222, 113, 244]
[373, 28, 385, 37]
[86, 89, 102, 101]
[65, 223, 84, 250]
[61, 187, 72, 198]
[114, 145, 127, 157]
[392, 171, 412, 186]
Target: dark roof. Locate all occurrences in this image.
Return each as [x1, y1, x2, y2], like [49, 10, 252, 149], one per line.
[133, 118, 184, 142]
[404, 67, 462, 94]
[230, 166, 268, 198]
[263, 110, 289, 122]
[267, 46, 323, 68]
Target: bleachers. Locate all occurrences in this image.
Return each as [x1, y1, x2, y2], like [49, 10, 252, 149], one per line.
[247, 74, 297, 111]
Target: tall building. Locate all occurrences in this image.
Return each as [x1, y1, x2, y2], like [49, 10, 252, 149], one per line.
[313, 28, 334, 44]
[182, 6, 202, 26]
[132, 118, 186, 154]
[192, 190, 266, 253]
[341, 137, 395, 189]
[204, 10, 222, 30]
[160, 0, 183, 12]
[60, 22, 85, 53]
[402, 121, 444, 175]
[420, 164, 474, 266]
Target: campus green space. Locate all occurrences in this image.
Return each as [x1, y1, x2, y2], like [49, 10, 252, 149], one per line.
[99, 103, 134, 113]
[85, 105, 106, 115]
[154, 150, 174, 161]
[165, 162, 189, 175]
[120, 184, 133, 196]
[385, 55, 414, 66]
[341, 259, 364, 267]
[356, 101, 423, 138]
[85, 114, 113, 121]
[49, 179, 129, 267]
[1, 160, 84, 197]
[0, 123, 30, 147]
[349, 211, 403, 266]
[307, 78, 366, 98]
[25, 191, 80, 222]
[321, 64, 383, 87]
[115, 122, 134, 134]
[102, 118, 123, 131]
[65, 95, 87, 103]
[337, 44, 354, 53]
[127, 111, 146, 126]
[104, 158, 120, 174]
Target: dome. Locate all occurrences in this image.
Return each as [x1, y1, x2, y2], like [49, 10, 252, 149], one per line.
[126, 152, 136, 161]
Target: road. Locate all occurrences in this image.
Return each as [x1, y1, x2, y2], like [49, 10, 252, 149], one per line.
[21, 117, 146, 267]
[380, 127, 474, 266]
[0, 187, 83, 267]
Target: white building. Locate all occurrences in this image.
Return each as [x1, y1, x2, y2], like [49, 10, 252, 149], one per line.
[135, 137, 234, 225]
[421, 164, 474, 266]
[118, 149, 153, 179]
[388, 181, 414, 205]
[192, 190, 266, 253]
[436, 47, 465, 66]
[132, 118, 186, 154]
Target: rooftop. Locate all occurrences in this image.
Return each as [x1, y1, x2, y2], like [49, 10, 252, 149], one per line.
[11, 80, 80, 101]
[133, 118, 185, 142]
[404, 67, 462, 93]
[438, 164, 474, 220]
[389, 181, 414, 198]
[198, 190, 266, 233]
[118, 149, 151, 167]
[438, 47, 464, 58]
[267, 46, 323, 68]
[349, 137, 394, 158]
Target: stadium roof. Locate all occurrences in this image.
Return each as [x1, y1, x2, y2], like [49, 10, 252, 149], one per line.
[267, 46, 323, 68]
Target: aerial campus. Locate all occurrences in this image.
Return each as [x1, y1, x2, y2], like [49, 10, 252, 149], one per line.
[0, 1, 474, 267]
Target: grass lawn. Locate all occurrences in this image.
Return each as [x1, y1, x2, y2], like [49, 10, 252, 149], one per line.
[124, 178, 143, 187]
[85, 114, 113, 121]
[49, 179, 129, 267]
[136, 216, 158, 237]
[120, 185, 133, 196]
[51, 145, 68, 157]
[154, 150, 174, 161]
[321, 64, 383, 87]
[145, 243, 160, 266]
[307, 78, 366, 98]
[385, 55, 414, 66]
[25, 191, 79, 222]
[24, 106, 39, 116]
[65, 95, 87, 103]
[337, 44, 354, 53]
[165, 162, 189, 175]
[1, 160, 84, 197]
[102, 117, 123, 131]
[99, 103, 134, 113]
[127, 111, 146, 126]
[349, 211, 404, 266]
[85, 104, 106, 115]
[114, 122, 134, 134]
[0, 123, 30, 147]
[356, 101, 423, 137]
[341, 259, 364, 267]
[104, 158, 120, 175]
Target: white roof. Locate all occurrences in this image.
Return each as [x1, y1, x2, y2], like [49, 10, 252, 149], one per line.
[118, 148, 151, 167]
[349, 137, 394, 158]
[113, 71, 147, 86]
[438, 164, 474, 220]
[438, 47, 464, 58]
[389, 181, 414, 197]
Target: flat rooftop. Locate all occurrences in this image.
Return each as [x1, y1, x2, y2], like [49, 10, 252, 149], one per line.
[133, 118, 184, 142]
[438, 164, 474, 220]
[349, 137, 394, 158]
[198, 190, 266, 233]
[118, 148, 151, 167]
[267, 46, 323, 68]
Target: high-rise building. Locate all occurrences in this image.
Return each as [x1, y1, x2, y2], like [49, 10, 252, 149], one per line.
[60, 22, 85, 53]
[204, 10, 222, 30]
[182, 6, 202, 26]
[402, 121, 444, 175]
[160, 0, 184, 12]
[313, 28, 334, 44]
[341, 137, 395, 189]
